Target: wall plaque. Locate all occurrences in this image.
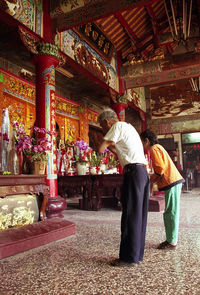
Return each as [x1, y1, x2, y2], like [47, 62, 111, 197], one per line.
[74, 23, 114, 63]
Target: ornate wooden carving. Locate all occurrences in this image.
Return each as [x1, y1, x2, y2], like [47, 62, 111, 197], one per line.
[74, 42, 109, 83]
[0, 175, 49, 221]
[18, 26, 66, 66]
[74, 23, 114, 63]
[52, 0, 151, 30]
[125, 63, 200, 88]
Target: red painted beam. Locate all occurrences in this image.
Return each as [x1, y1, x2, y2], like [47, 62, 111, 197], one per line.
[0, 10, 42, 42]
[0, 10, 117, 96]
[60, 52, 119, 96]
[115, 12, 138, 42]
[43, 0, 54, 43]
[114, 11, 139, 54]
[0, 9, 20, 28]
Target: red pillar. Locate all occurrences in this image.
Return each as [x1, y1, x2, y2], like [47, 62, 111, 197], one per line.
[112, 103, 127, 121]
[33, 54, 66, 218]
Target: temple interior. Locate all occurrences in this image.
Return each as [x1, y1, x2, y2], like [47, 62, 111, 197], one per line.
[0, 0, 200, 294]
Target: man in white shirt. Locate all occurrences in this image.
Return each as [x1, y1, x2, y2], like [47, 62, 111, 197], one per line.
[98, 108, 149, 266]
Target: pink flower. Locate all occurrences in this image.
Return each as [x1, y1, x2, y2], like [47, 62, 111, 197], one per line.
[14, 122, 53, 162]
[2, 133, 9, 142]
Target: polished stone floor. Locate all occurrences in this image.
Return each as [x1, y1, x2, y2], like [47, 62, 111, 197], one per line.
[0, 189, 200, 295]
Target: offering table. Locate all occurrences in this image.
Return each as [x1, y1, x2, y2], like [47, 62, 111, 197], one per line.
[58, 174, 123, 210]
[58, 174, 165, 212]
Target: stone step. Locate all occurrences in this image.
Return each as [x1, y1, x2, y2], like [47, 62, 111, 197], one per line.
[0, 218, 76, 259]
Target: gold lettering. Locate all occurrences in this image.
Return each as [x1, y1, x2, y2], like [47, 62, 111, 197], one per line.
[98, 35, 105, 48]
[92, 31, 99, 41]
[85, 23, 92, 36]
[104, 42, 110, 55]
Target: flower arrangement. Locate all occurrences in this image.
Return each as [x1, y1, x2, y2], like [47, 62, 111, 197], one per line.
[107, 153, 119, 168]
[13, 122, 53, 162]
[58, 137, 120, 175]
[75, 138, 89, 151]
[74, 138, 90, 165]
[89, 151, 103, 167]
[75, 151, 89, 165]
[100, 150, 119, 169]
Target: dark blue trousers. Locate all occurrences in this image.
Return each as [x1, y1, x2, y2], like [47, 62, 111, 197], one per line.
[119, 164, 150, 263]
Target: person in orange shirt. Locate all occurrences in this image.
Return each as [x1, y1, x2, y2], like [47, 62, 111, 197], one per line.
[140, 129, 185, 249]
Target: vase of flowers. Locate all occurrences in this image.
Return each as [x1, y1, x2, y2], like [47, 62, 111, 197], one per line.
[75, 152, 89, 175]
[74, 138, 90, 175]
[13, 122, 53, 174]
[76, 162, 87, 175]
[89, 151, 103, 175]
[99, 151, 119, 174]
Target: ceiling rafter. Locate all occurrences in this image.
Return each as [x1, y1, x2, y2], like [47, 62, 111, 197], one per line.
[114, 12, 140, 55]
[146, 4, 159, 48]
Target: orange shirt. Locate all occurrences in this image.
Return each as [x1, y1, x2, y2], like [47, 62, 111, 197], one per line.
[150, 144, 184, 191]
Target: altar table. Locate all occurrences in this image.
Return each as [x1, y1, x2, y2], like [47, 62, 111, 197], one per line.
[58, 174, 123, 210]
[58, 175, 165, 212]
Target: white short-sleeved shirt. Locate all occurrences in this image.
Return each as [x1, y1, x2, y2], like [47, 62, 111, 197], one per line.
[104, 122, 147, 167]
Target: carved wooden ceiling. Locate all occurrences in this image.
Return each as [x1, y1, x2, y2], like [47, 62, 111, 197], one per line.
[50, 0, 200, 118]
[51, 0, 200, 66]
[1, 0, 200, 118]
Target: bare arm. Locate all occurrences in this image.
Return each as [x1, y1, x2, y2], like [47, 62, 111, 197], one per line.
[98, 140, 115, 153]
[107, 144, 117, 156]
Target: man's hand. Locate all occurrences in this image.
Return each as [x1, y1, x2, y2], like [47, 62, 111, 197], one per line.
[107, 144, 117, 156]
[98, 140, 115, 153]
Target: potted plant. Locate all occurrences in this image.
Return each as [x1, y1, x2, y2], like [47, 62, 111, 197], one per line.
[75, 152, 89, 175]
[74, 138, 90, 175]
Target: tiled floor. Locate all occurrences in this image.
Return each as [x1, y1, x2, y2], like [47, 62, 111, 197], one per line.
[0, 190, 200, 295]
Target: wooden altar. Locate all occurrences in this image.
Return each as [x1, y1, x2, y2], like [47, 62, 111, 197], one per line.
[0, 175, 49, 221]
[58, 174, 123, 211]
[58, 175, 165, 212]
[0, 175, 75, 259]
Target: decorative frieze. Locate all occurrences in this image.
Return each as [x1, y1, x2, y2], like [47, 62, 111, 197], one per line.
[37, 42, 59, 58]
[18, 26, 66, 66]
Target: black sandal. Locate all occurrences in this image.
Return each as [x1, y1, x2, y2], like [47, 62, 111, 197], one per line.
[157, 241, 177, 249]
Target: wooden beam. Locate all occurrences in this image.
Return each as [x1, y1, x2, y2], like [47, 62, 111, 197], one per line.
[53, 0, 161, 32]
[123, 63, 200, 88]
[114, 12, 140, 54]
[146, 5, 159, 48]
